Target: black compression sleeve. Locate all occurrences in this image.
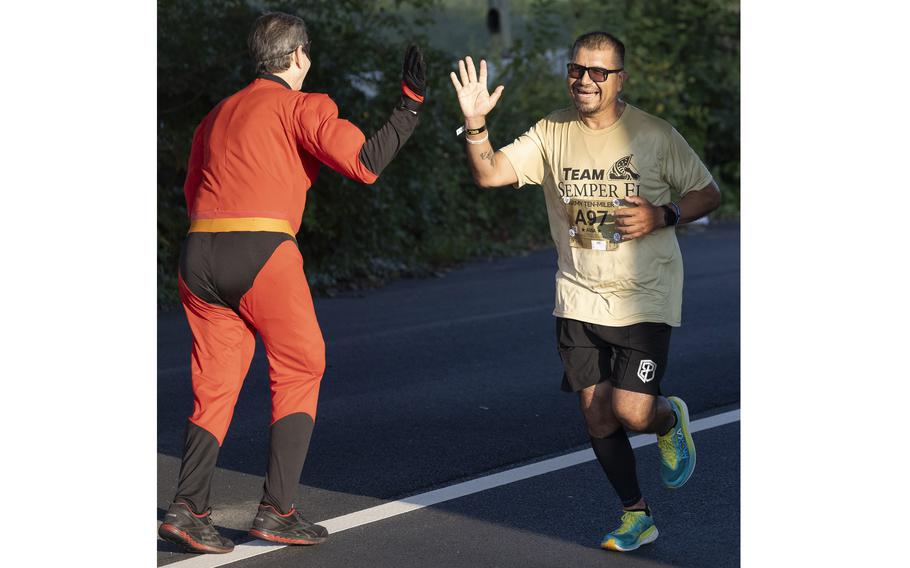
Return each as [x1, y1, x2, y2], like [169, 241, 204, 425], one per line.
[357, 97, 420, 177]
[590, 429, 643, 507]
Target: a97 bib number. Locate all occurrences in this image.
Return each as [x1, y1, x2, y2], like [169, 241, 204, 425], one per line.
[566, 198, 630, 251]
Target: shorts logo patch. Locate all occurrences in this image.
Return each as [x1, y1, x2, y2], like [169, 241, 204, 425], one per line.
[637, 359, 656, 383]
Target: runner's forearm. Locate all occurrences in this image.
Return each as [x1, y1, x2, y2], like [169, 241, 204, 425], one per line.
[676, 182, 721, 224]
[463, 117, 509, 188]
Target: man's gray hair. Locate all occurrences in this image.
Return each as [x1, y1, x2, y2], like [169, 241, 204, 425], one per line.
[248, 12, 309, 74]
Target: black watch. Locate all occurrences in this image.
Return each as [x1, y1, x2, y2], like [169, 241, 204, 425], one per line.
[661, 204, 679, 227]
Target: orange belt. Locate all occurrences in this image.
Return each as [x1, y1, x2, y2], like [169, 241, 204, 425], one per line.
[188, 217, 295, 237]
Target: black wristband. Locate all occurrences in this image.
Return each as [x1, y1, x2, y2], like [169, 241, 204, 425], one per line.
[464, 124, 486, 136]
[661, 204, 679, 227]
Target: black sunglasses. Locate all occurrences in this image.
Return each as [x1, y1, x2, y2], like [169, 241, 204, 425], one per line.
[286, 40, 311, 57]
[567, 63, 623, 83]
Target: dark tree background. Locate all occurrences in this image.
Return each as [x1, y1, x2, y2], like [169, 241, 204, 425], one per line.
[158, 0, 739, 306]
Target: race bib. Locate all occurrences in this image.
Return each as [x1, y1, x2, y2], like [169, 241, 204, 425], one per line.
[565, 198, 631, 251]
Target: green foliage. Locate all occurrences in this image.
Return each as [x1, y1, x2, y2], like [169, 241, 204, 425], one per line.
[159, 0, 258, 306]
[157, 0, 739, 306]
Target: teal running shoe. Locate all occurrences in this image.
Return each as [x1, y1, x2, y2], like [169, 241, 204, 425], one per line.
[658, 395, 696, 489]
[601, 509, 659, 552]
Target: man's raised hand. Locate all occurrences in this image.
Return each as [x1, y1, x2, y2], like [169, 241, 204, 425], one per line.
[402, 44, 426, 100]
[449, 56, 504, 120]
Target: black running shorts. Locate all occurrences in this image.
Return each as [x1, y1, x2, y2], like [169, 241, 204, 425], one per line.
[556, 317, 672, 395]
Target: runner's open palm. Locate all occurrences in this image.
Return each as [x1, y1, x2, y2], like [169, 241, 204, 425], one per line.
[450, 56, 505, 119]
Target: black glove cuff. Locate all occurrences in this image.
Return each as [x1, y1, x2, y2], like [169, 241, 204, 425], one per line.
[397, 95, 423, 113]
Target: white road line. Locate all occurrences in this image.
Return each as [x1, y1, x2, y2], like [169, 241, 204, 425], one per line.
[164, 408, 740, 567]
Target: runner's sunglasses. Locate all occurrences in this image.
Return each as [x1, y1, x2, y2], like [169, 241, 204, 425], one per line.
[566, 63, 623, 82]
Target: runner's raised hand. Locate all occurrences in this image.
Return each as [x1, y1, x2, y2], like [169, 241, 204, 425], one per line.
[449, 56, 504, 119]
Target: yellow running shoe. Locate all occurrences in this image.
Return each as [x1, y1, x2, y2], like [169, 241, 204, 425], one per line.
[658, 396, 696, 489]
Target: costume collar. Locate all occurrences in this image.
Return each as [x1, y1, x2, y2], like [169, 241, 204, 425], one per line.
[258, 73, 292, 90]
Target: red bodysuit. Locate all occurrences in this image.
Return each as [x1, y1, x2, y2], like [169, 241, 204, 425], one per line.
[173, 73, 420, 515]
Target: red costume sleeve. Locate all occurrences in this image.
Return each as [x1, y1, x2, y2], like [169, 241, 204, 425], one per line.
[293, 94, 378, 185]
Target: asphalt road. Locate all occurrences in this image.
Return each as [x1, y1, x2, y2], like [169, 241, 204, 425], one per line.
[157, 222, 740, 567]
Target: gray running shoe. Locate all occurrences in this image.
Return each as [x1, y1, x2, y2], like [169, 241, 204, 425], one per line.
[249, 503, 328, 545]
[158, 502, 234, 554]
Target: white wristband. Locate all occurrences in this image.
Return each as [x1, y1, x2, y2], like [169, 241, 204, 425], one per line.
[465, 133, 489, 145]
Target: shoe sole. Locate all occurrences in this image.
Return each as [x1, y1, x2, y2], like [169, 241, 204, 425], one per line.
[664, 396, 697, 489]
[601, 526, 659, 552]
[159, 523, 234, 554]
[249, 528, 327, 545]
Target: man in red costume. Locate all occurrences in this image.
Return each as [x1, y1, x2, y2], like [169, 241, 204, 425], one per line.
[158, 12, 426, 554]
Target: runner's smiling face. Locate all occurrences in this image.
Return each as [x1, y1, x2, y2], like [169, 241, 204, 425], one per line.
[567, 46, 625, 116]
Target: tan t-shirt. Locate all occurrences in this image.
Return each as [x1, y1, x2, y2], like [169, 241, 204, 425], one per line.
[499, 104, 714, 327]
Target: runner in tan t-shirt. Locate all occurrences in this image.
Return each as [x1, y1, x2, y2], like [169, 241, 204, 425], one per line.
[449, 31, 721, 552]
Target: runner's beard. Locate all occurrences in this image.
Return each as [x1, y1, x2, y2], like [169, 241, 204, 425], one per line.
[572, 88, 603, 115]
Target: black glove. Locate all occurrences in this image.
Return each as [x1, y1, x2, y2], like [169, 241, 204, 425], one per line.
[400, 44, 426, 111]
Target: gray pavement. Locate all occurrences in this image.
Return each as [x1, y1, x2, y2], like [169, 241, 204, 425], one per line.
[233, 421, 739, 568]
[157, 223, 740, 567]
